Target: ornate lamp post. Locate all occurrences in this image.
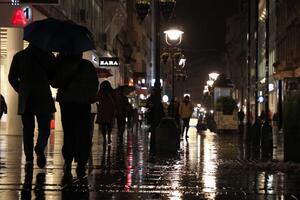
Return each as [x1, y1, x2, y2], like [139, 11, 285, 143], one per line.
[208, 72, 219, 114]
[164, 28, 184, 117]
[135, 0, 178, 154]
[135, 0, 176, 90]
[206, 79, 214, 117]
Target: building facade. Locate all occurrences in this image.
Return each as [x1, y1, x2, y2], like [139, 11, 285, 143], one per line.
[0, 0, 152, 133]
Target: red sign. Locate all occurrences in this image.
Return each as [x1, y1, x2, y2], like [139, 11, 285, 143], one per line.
[12, 9, 27, 26]
[11, 6, 32, 26]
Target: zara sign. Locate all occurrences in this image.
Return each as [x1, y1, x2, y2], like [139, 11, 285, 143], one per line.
[99, 57, 119, 67]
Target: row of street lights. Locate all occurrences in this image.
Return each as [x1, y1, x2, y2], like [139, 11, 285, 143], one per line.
[203, 72, 219, 118]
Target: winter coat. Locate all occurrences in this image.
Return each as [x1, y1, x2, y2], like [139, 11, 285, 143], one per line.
[8, 45, 56, 115]
[96, 91, 116, 123]
[179, 101, 194, 119]
[54, 58, 99, 104]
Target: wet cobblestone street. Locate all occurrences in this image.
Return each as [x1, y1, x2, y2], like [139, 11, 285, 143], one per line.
[1, 122, 300, 199]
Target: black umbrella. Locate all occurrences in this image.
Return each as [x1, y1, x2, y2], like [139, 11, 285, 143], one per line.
[24, 18, 95, 53]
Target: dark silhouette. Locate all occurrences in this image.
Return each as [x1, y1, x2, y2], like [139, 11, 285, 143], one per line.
[238, 109, 245, 124]
[146, 88, 164, 154]
[179, 95, 194, 138]
[0, 94, 7, 119]
[96, 81, 116, 145]
[115, 88, 131, 140]
[8, 43, 56, 170]
[53, 53, 99, 179]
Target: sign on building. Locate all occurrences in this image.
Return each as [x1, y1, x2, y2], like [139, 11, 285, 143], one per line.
[99, 57, 119, 67]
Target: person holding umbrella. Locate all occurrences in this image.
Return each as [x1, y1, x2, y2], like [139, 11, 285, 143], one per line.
[8, 43, 56, 172]
[53, 52, 99, 179]
[22, 18, 98, 179]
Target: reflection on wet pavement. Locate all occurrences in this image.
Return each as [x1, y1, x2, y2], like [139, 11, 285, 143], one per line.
[0, 122, 300, 199]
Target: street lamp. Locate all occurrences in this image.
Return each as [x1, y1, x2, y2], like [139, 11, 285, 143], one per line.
[209, 72, 219, 81]
[164, 28, 184, 117]
[164, 29, 184, 46]
[206, 73, 219, 122]
[135, 0, 179, 154]
[207, 80, 214, 87]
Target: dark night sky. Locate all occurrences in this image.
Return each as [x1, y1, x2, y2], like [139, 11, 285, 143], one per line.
[172, 0, 239, 103]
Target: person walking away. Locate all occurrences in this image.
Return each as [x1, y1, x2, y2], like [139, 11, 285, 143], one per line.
[115, 88, 129, 140]
[53, 53, 98, 179]
[179, 95, 194, 139]
[96, 81, 116, 145]
[238, 109, 245, 125]
[8, 43, 56, 172]
[0, 94, 7, 120]
[146, 88, 165, 155]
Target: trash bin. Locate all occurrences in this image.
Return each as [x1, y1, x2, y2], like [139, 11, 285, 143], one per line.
[155, 117, 180, 154]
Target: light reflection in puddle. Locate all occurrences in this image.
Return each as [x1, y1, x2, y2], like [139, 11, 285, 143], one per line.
[202, 131, 217, 199]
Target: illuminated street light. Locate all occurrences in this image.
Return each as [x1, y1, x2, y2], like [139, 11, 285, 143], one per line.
[164, 27, 184, 117]
[207, 80, 214, 87]
[209, 72, 219, 81]
[164, 29, 184, 46]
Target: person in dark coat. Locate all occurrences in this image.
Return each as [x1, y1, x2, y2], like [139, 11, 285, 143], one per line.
[115, 88, 132, 139]
[53, 53, 99, 179]
[238, 109, 245, 125]
[8, 43, 56, 171]
[53, 53, 99, 178]
[96, 81, 116, 145]
[0, 94, 7, 120]
[146, 88, 164, 154]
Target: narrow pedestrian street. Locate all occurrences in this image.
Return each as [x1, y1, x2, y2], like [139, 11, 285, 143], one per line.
[0, 121, 300, 200]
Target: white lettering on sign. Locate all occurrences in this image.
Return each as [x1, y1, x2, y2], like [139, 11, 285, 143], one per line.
[100, 61, 119, 66]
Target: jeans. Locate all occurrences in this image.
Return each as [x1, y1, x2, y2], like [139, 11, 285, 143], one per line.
[21, 112, 51, 162]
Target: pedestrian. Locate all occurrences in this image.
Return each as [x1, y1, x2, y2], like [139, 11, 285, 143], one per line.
[179, 95, 194, 139]
[0, 94, 7, 120]
[53, 53, 99, 179]
[238, 109, 245, 125]
[96, 80, 116, 145]
[260, 110, 265, 122]
[115, 88, 130, 139]
[8, 43, 56, 172]
[272, 112, 279, 127]
[146, 88, 164, 154]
